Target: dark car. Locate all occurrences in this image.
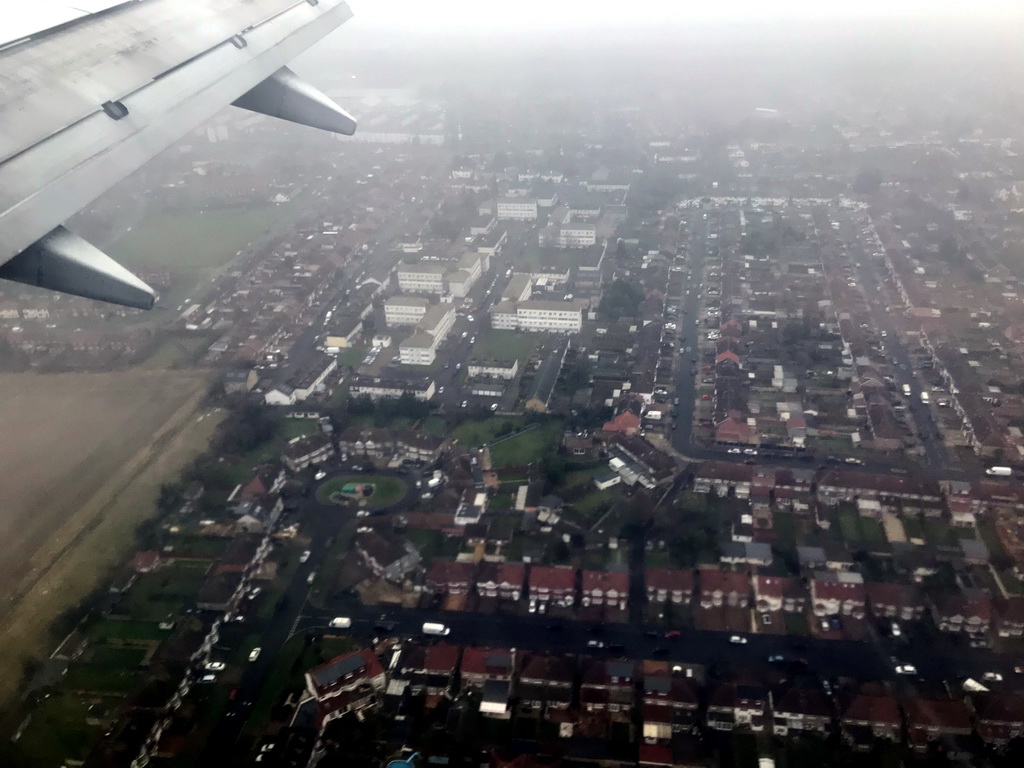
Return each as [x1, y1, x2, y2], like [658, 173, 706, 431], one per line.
[373, 620, 396, 632]
[608, 642, 626, 653]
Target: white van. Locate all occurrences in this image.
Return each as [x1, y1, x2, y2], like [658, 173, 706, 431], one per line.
[329, 617, 352, 629]
[422, 622, 450, 636]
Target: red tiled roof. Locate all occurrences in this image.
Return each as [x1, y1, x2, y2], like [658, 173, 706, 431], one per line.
[842, 694, 901, 726]
[935, 592, 993, 621]
[999, 596, 1024, 625]
[529, 565, 576, 591]
[753, 574, 794, 599]
[904, 698, 973, 731]
[495, 561, 526, 586]
[426, 559, 475, 588]
[812, 578, 866, 603]
[581, 570, 629, 594]
[699, 568, 751, 595]
[460, 646, 514, 678]
[423, 642, 460, 673]
[130, 551, 161, 572]
[865, 581, 923, 608]
[603, 410, 641, 433]
[646, 568, 695, 592]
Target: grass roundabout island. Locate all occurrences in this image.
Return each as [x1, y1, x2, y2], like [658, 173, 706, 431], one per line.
[316, 474, 408, 510]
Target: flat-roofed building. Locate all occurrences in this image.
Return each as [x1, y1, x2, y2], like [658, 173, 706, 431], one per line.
[516, 300, 583, 333]
[397, 264, 447, 294]
[384, 296, 430, 327]
[496, 197, 538, 220]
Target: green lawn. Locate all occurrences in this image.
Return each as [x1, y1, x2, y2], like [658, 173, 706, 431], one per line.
[280, 419, 320, 440]
[902, 515, 925, 539]
[838, 509, 884, 544]
[85, 619, 171, 643]
[108, 204, 296, 273]
[117, 562, 210, 621]
[451, 417, 527, 445]
[405, 528, 462, 565]
[14, 692, 101, 766]
[470, 328, 539, 364]
[838, 510, 861, 542]
[773, 511, 797, 547]
[87, 646, 149, 668]
[922, 517, 957, 547]
[977, 520, 1009, 560]
[336, 347, 366, 368]
[489, 422, 564, 467]
[64, 663, 140, 694]
[316, 475, 407, 508]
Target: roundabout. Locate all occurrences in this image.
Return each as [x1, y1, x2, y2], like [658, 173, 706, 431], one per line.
[315, 474, 409, 511]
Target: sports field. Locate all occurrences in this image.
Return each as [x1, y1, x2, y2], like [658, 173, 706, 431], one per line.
[0, 369, 218, 705]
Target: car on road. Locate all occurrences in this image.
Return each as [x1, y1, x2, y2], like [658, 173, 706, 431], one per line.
[248, 647, 262, 662]
[586, 640, 605, 648]
[895, 664, 916, 675]
[199, 673, 218, 684]
[742, 448, 758, 456]
[729, 635, 747, 644]
[461, 400, 468, 408]
[983, 672, 1004, 682]
[205, 661, 226, 672]
[307, 570, 316, 584]
[844, 457, 863, 465]
[727, 448, 741, 454]
[767, 655, 785, 663]
[299, 550, 311, 564]
[608, 642, 625, 653]
[314, 469, 327, 480]
[438, 386, 445, 394]
[490, 403, 499, 411]
[665, 630, 681, 639]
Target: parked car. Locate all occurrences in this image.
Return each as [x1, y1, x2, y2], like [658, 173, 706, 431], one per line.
[729, 635, 747, 644]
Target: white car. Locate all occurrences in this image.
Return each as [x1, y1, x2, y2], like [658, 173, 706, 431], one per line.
[742, 448, 758, 456]
[204, 661, 226, 672]
[727, 448, 742, 454]
[299, 550, 311, 564]
[490, 403, 499, 411]
[729, 635, 747, 644]
[461, 400, 468, 408]
[895, 664, 917, 675]
[587, 640, 605, 648]
[982, 672, 1004, 682]
[248, 647, 262, 662]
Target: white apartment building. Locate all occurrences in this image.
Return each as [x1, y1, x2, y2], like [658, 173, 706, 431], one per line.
[517, 300, 583, 333]
[398, 304, 456, 366]
[496, 197, 538, 220]
[419, 304, 456, 340]
[397, 265, 447, 294]
[384, 296, 430, 326]
[467, 359, 520, 379]
[490, 302, 519, 330]
[399, 331, 439, 366]
[540, 222, 597, 249]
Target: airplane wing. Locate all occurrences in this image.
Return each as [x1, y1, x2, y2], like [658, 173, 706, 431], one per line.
[0, 0, 357, 309]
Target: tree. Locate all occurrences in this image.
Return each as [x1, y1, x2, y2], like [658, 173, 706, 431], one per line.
[852, 166, 883, 195]
[598, 279, 645, 320]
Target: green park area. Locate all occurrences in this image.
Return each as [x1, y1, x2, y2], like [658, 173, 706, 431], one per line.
[470, 327, 539, 364]
[108, 204, 295, 273]
[317, 475, 407, 509]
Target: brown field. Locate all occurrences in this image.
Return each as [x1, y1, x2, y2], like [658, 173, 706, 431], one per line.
[0, 369, 218, 704]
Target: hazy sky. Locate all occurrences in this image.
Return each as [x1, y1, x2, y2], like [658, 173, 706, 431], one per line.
[348, 0, 1024, 30]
